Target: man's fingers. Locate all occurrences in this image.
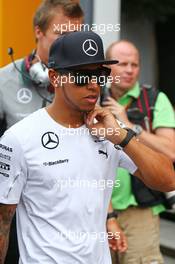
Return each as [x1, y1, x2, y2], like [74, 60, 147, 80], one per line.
[86, 108, 110, 126]
[85, 109, 101, 125]
[108, 238, 118, 251]
[102, 99, 122, 111]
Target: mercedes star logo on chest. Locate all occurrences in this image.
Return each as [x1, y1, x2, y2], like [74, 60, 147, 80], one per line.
[41, 132, 59, 149]
[17, 88, 33, 104]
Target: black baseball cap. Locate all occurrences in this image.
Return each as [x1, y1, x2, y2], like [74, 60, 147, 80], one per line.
[48, 31, 118, 70]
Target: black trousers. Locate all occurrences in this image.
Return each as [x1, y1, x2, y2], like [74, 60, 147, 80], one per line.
[5, 215, 19, 264]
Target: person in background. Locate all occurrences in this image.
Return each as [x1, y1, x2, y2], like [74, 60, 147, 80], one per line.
[0, 1, 84, 263]
[104, 40, 175, 264]
[0, 0, 83, 131]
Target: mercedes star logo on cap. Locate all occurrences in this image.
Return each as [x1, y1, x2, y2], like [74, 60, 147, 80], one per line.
[82, 39, 98, 57]
[41, 132, 59, 149]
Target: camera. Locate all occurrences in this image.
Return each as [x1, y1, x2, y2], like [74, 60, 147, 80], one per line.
[100, 86, 111, 106]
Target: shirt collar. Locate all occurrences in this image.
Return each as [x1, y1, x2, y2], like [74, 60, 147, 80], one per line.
[118, 82, 140, 105]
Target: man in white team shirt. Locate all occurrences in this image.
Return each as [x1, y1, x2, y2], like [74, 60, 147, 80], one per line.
[0, 31, 174, 264]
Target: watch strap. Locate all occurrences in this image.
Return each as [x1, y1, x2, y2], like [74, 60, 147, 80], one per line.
[117, 128, 136, 148]
[107, 211, 118, 220]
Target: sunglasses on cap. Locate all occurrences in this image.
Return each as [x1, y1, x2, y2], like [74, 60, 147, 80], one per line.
[57, 67, 111, 86]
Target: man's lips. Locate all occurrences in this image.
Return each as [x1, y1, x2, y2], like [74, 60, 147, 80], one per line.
[122, 77, 134, 82]
[84, 95, 98, 103]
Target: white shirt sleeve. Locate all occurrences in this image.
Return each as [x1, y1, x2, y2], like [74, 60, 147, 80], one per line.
[118, 150, 137, 174]
[0, 130, 27, 204]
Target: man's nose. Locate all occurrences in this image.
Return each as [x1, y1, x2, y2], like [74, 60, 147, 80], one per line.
[125, 63, 134, 73]
[87, 79, 100, 90]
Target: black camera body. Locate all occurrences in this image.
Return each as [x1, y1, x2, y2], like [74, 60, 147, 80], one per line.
[100, 86, 111, 106]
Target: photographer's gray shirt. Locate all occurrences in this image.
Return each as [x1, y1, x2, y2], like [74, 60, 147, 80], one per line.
[0, 59, 54, 129]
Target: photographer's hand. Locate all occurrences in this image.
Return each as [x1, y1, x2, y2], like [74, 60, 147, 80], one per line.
[102, 97, 131, 126]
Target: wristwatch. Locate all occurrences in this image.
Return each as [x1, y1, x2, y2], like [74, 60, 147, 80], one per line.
[114, 128, 136, 150]
[132, 124, 143, 136]
[107, 211, 118, 220]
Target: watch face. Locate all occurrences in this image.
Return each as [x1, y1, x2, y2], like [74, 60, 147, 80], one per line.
[133, 125, 143, 135]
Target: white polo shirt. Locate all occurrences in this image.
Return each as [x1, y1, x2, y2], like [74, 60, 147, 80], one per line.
[0, 108, 137, 264]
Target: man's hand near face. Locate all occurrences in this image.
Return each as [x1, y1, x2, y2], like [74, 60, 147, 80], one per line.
[85, 105, 175, 192]
[85, 105, 127, 144]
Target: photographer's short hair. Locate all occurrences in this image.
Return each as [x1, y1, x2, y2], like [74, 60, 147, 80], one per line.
[33, 0, 84, 32]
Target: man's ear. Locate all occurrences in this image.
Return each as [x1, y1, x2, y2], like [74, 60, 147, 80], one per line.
[49, 69, 60, 88]
[34, 26, 44, 42]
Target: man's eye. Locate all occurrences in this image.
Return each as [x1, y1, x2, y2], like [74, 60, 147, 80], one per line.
[118, 63, 127, 67]
[54, 31, 61, 35]
[132, 64, 139, 68]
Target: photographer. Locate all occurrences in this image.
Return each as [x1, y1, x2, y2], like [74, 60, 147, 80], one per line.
[104, 40, 175, 264]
